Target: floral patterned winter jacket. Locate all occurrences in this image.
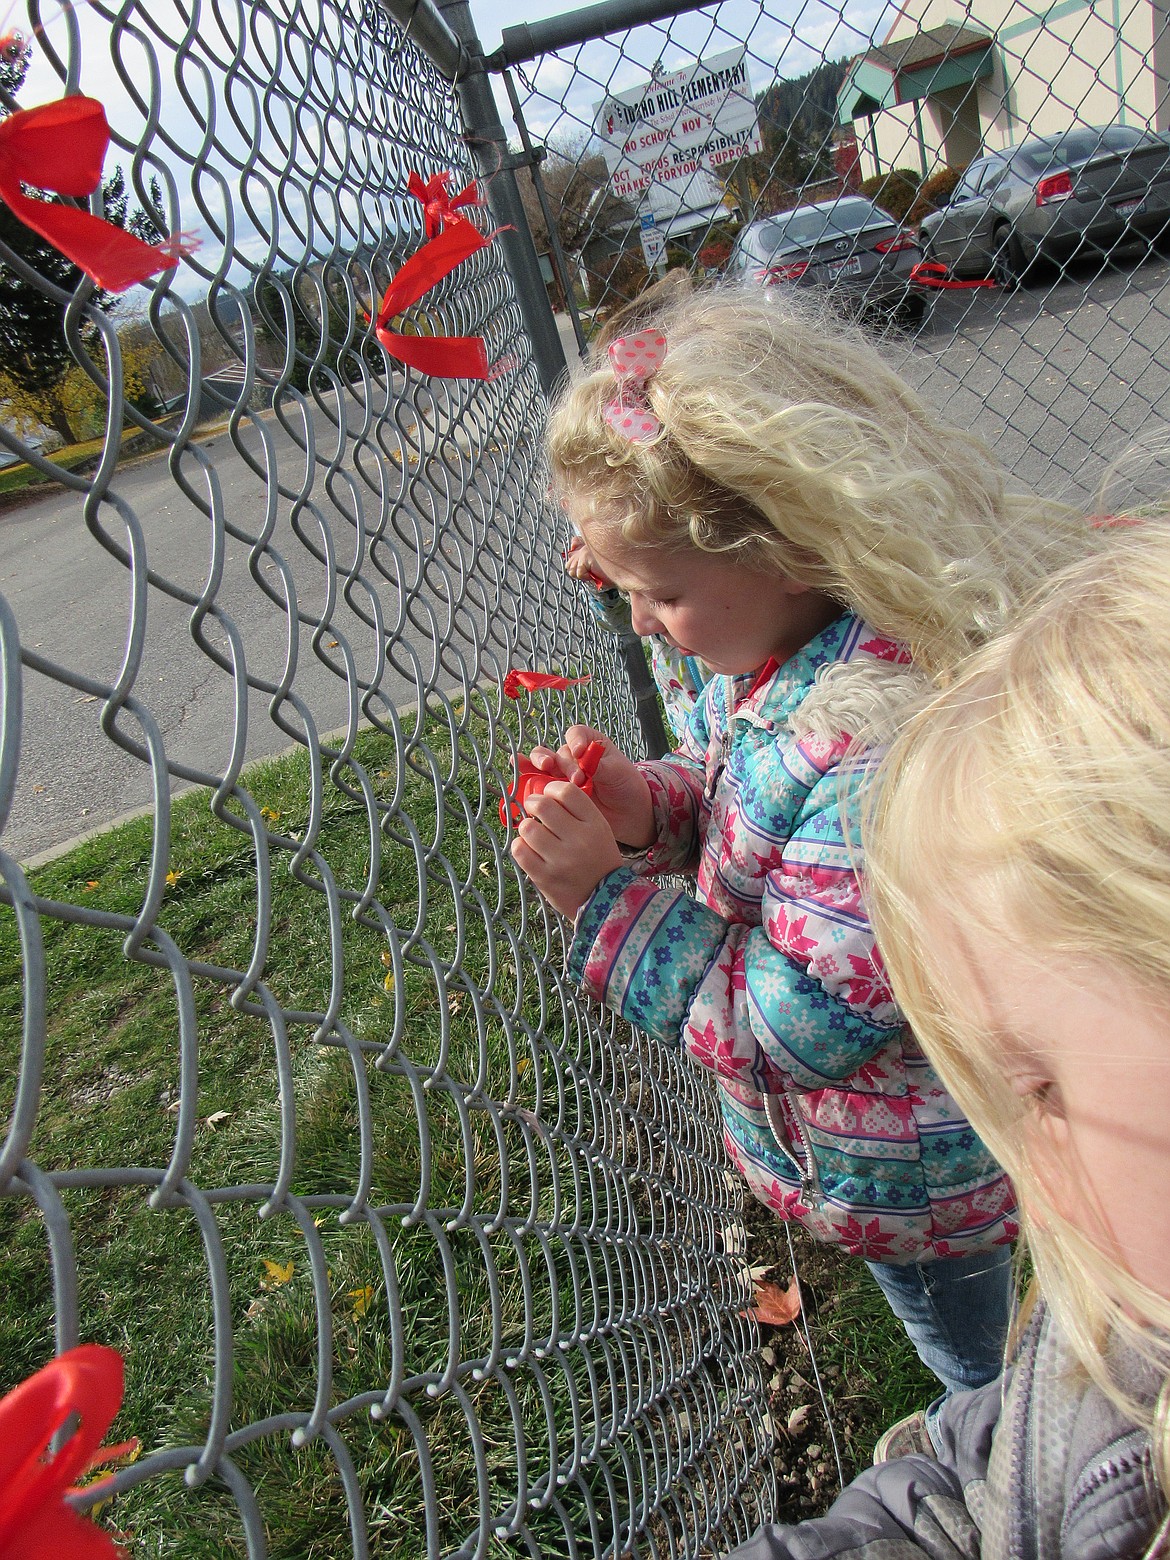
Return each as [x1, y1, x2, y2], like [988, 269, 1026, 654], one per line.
[569, 613, 1017, 1263]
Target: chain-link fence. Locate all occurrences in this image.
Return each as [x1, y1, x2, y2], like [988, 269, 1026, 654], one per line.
[0, 0, 771, 1553]
[4, 0, 1167, 1551]
[499, 0, 1170, 507]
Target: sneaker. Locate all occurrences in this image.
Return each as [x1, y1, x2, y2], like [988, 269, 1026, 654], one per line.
[872, 1410, 936, 1464]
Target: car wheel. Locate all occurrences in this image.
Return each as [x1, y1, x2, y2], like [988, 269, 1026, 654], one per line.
[990, 222, 1029, 289]
[893, 292, 927, 330]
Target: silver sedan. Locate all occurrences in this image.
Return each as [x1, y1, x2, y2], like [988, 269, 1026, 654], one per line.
[919, 125, 1170, 286]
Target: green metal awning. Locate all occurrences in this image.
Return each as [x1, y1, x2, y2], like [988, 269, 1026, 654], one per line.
[837, 24, 994, 122]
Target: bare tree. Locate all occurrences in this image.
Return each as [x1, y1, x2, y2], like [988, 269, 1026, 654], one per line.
[517, 137, 633, 261]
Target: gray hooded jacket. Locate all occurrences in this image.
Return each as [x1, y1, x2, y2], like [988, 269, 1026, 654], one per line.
[727, 1303, 1163, 1560]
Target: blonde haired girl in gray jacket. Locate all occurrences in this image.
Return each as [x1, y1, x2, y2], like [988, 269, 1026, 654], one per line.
[731, 522, 1170, 1557]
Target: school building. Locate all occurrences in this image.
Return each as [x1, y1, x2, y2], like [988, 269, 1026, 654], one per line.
[836, 0, 1170, 178]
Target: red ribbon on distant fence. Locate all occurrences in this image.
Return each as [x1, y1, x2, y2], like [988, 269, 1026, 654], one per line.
[909, 260, 997, 290]
[0, 96, 195, 291]
[373, 169, 509, 380]
[0, 1344, 132, 1559]
[502, 669, 592, 699]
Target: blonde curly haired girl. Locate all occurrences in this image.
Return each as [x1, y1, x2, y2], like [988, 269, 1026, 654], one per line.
[512, 282, 1094, 1426]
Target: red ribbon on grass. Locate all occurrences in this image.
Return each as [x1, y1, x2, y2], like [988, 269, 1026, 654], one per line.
[0, 96, 195, 291]
[908, 260, 997, 290]
[503, 669, 592, 699]
[0, 1344, 132, 1558]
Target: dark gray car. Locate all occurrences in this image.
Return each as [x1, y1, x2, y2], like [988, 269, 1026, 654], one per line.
[728, 196, 927, 321]
[919, 125, 1170, 285]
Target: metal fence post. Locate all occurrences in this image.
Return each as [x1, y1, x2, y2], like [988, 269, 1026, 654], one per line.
[434, 0, 568, 399]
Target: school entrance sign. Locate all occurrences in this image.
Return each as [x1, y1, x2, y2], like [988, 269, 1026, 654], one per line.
[593, 48, 762, 227]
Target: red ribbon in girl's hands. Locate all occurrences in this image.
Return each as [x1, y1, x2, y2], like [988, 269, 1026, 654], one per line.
[406, 169, 480, 238]
[500, 738, 605, 829]
[502, 669, 592, 699]
[0, 1344, 132, 1558]
[373, 168, 508, 380]
[0, 96, 195, 291]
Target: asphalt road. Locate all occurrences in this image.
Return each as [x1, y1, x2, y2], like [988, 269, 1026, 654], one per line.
[7, 246, 1170, 861]
[2, 395, 521, 862]
[900, 239, 1170, 504]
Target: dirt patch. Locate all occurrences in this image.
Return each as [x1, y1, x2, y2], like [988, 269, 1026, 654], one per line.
[741, 1200, 938, 1523]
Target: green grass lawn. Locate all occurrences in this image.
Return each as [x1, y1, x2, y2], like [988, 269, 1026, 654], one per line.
[0, 685, 933, 1554]
[0, 427, 166, 496]
[0, 693, 766, 1557]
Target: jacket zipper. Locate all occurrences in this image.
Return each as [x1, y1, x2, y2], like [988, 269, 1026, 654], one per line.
[764, 1092, 822, 1206]
[704, 662, 778, 802]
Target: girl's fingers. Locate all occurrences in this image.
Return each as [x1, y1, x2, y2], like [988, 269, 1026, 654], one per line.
[529, 746, 561, 774]
[525, 782, 593, 831]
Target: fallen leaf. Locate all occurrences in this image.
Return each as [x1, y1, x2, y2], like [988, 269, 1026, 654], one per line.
[166, 869, 182, 886]
[747, 1275, 801, 1327]
[349, 1285, 374, 1319]
[32, 784, 45, 793]
[328, 639, 338, 648]
[260, 806, 282, 823]
[517, 1056, 531, 1075]
[786, 1404, 811, 1436]
[83, 880, 100, 891]
[261, 1258, 294, 1288]
[448, 993, 463, 1015]
[383, 972, 395, 993]
[205, 1110, 230, 1130]
[380, 950, 393, 968]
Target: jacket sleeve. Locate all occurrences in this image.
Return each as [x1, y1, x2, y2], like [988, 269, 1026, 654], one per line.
[622, 694, 716, 878]
[569, 756, 901, 1085]
[721, 1377, 1004, 1560]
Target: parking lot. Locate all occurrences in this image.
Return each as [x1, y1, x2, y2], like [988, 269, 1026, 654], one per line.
[902, 239, 1170, 504]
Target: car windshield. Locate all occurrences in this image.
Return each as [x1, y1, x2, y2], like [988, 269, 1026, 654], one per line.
[1014, 125, 1158, 173]
[743, 198, 886, 258]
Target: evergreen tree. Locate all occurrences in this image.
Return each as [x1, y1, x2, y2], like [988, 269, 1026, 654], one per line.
[0, 52, 162, 442]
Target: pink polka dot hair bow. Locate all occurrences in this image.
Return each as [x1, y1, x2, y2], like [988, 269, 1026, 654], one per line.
[603, 331, 666, 443]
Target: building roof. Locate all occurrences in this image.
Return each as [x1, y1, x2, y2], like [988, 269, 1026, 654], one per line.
[837, 23, 995, 121]
[865, 24, 993, 75]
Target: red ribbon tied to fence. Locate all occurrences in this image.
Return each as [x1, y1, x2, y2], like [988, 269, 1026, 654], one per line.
[0, 96, 195, 291]
[0, 1343, 131, 1559]
[502, 669, 592, 699]
[908, 259, 997, 290]
[500, 738, 606, 829]
[373, 168, 510, 380]
[407, 169, 480, 238]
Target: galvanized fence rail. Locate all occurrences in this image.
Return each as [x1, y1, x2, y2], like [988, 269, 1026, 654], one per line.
[0, 0, 770, 1554]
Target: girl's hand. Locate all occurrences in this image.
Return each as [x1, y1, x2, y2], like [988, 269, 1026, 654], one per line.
[510, 782, 624, 918]
[527, 726, 655, 849]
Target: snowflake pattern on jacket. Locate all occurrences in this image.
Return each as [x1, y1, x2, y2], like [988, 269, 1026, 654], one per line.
[569, 614, 1017, 1263]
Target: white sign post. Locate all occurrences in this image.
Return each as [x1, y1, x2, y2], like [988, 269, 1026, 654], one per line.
[593, 48, 762, 227]
[639, 213, 667, 271]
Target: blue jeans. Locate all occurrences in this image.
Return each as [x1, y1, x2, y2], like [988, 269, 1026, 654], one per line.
[865, 1247, 1014, 1405]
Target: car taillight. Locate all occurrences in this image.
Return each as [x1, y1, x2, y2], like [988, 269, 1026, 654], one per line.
[762, 260, 809, 281]
[873, 235, 915, 253]
[1036, 170, 1074, 206]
